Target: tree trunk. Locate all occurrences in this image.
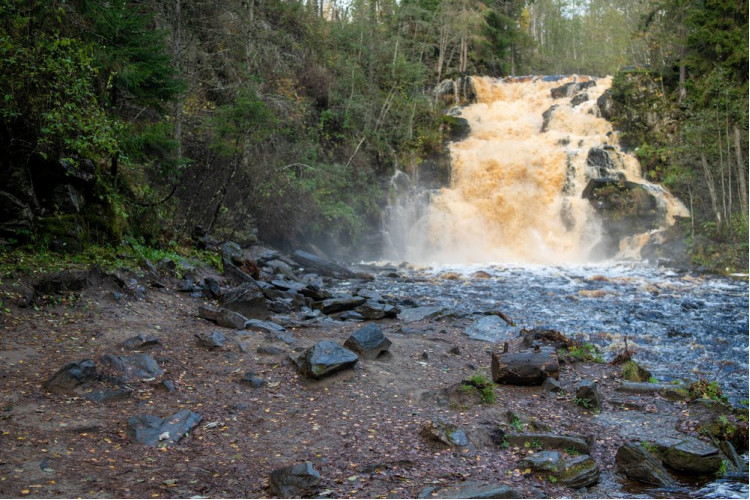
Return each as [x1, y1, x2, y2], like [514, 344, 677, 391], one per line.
[734, 126, 748, 214]
[491, 347, 559, 386]
[700, 151, 722, 227]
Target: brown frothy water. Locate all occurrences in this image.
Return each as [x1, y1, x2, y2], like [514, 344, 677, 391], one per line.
[404, 75, 687, 264]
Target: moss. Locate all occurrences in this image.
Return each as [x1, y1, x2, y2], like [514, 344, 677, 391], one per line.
[621, 360, 652, 382]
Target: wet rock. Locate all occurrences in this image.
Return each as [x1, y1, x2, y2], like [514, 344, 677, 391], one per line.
[295, 341, 359, 379]
[195, 331, 227, 349]
[127, 409, 202, 446]
[243, 319, 285, 334]
[464, 315, 514, 342]
[597, 89, 615, 119]
[541, 377, 562, 394]
[343, 324, 392, 360]
[575, 379, 601, 410]
[491, 347, 559, 385]
[420, 417, 469, 448]
[417, 481, 524, 499]
[615, 441, 676, 487]
[550, 80, 595, 99]
[84, 387, 133, 403]
[268, 461, 321, 498]
[100, 353, 163, 381]
[220, 241, 243, 266]
[221, 283, 268, 319]
[121, 334, 160, 350]
[518, 450, 563, 473]
[313, 296, 366, 315]
[354, 300, 400, 319]
[204, 277, 222, 298]
[570, 93, 589, 107]
[398, 306, 446, 323]
[198, 305, 248, 330]
[160, 380, 176, 393]
[649, 435, 724, 473]
[239, 372, 267, 388]
[290, 250, 355, 279]
[505, 433, 590, 454]
[44, 359, 98, 392]
[559, 454, 600, 488]
[541, 104, 559, 133]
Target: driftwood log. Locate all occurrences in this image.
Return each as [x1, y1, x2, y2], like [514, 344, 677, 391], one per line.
[491, 347, 559, 385]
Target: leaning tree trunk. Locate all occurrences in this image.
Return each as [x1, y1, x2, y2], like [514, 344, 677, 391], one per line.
[491, 347, 559, 386]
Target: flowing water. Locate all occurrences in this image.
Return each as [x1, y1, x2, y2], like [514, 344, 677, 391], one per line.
[385, 75, 689, 264]
[378, 75, 749, 497]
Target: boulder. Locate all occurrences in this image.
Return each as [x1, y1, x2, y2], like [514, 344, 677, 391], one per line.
[354, 299, 400, 319]
[541, 105, 558, 133]
[127, 409, 202, 446]
[290, 250, 355, 279]
[34, 266, 102, 295]
[651, 436, 724, 474]
[615, 441, 676, 487]
[570, 93, 589, 107]
[84, 387, 133, 403]
[0, 190, 33, 235]
[312, 296, 367, 314]
[268, 462, 321, 498]
[221, 283, 269, 319]
[296, 341, 358, 379]
[99, 353, 163, 381]
[558, 454, 600, 488]
[575, 379, 601, 410]
[44, 359, 98, 392]
[220, 241, 243, 266]
[195, 331, 227, 349]
[420, 417, 469, 448]
[491, 347, 559, 385]
[465, 315, 514, 342]
[550, 80, 596, 98]
[344, 324, 392, 360]
[541, 377, 562, 394]
[198, 305, 248, 330]
[243, 319, 286, 334]
[505, 433, 590, 454]
[597, 89, 615, 120]
[121, 334, 160, 350]
[418, 481, 524, 499]
[398, 306, 446, 323]
[518, 451, 563, 473]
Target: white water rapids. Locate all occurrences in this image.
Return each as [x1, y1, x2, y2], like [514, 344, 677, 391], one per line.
[385, 75, 689, 265]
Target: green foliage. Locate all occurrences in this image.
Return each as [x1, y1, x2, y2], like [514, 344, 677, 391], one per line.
[687, 379, 729, 404]
[0, 1, 119, 160]
[458, 372, 496, 404]
[621, 360, 653, 382]
[564, 342, 604, 363]
[509, 414, 524, 432]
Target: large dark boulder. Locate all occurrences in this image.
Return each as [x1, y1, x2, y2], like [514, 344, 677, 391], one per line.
[344, 324, 392, 359]
[290, 250, 355, 279]
[575, 379, 602, 410]
[615, 441, 676, 487]
[221, 283, 269, 319]
[100, 353, 163, 381]
[268, 462, 321, 498]
[551, 80, 596, 99]
[296, 341, 359, 379]
[44, 359, 98, 392]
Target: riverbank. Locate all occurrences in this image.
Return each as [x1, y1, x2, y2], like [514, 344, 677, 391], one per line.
[0, 245, 747, 498]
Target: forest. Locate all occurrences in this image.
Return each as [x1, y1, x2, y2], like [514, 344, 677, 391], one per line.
[0, 0, 748, 271]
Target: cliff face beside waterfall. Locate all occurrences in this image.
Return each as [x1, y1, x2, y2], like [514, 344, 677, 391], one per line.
[385, 75, 689, 265]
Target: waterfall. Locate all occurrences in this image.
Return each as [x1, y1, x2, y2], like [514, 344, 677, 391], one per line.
[384, 75, 689, 265]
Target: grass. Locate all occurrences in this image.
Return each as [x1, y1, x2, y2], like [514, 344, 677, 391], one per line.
[558, 341, 604, 363]
[0, 240, 222, 280]
[459, 373, 496, 404]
